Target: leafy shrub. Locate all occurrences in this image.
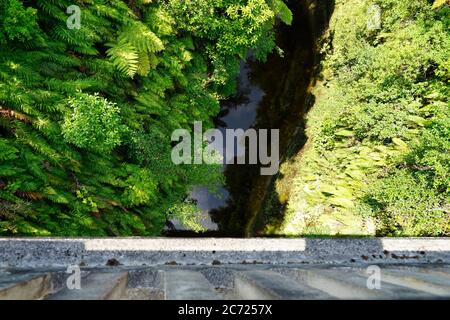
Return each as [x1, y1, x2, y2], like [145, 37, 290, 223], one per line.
[0, 0, 290, 235]
[0, 0, 39, 43]
[274, 0, 450, 236]
[360, 170, 449, 236]
[62, 93, 125, 153]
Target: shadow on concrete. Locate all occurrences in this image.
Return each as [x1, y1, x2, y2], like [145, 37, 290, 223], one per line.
[1, 238, 449, 269]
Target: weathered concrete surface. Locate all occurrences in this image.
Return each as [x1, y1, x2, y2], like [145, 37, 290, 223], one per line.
[48, 272, 128, 300]
[1, 264, 449, 300]
[234, 270, 332, 299]
[164, 270, 222, 300]
[0, 238, 450, 268]
[278, 268, 438, 299]
[0, 273, 51, 300]
[377, 268, 450, 296]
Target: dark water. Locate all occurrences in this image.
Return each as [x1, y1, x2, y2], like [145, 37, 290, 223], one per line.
[167, 0, 334, 237]
[168, 62, 264, 231]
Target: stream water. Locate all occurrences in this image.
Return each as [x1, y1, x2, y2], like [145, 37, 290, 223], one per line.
[167, 0, 333, 237]
[169, 61, 264, 231]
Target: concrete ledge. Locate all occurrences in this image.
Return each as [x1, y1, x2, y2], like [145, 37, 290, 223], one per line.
[1, 238, 450, 268]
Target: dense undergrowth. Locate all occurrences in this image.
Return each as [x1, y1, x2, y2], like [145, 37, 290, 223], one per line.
[274, 0, 449, 236]
[0, 0, 292, 235]
[1, 0, 448, 238]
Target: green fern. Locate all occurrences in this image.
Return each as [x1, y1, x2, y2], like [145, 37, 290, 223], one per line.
[0, 0, 288, 236]
[106, 40, 139, 77]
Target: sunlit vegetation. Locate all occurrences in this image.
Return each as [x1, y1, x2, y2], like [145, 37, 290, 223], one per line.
[1, 0, 447, 237]
[273, 0, 449, 236]
[0, 0, 291, 235]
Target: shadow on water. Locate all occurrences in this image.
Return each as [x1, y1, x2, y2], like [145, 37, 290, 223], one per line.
[166, 0, 335, 237]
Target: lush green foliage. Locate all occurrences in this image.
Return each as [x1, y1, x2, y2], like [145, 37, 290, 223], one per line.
[0, 0, 289, 235]
[62, 93, 125, 153]
[274, 0, 449, 236]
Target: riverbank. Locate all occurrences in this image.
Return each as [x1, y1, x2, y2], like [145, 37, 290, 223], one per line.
[259, 0, 450, 237]
[202, 0, 335, 237]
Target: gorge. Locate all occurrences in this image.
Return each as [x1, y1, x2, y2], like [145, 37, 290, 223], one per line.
[167, 0, 335, 236]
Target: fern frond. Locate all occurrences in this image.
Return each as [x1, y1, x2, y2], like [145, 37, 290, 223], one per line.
[137, 51, 150, 76]
[119, 21, 164, 53]
[106, 41, 139, 78]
